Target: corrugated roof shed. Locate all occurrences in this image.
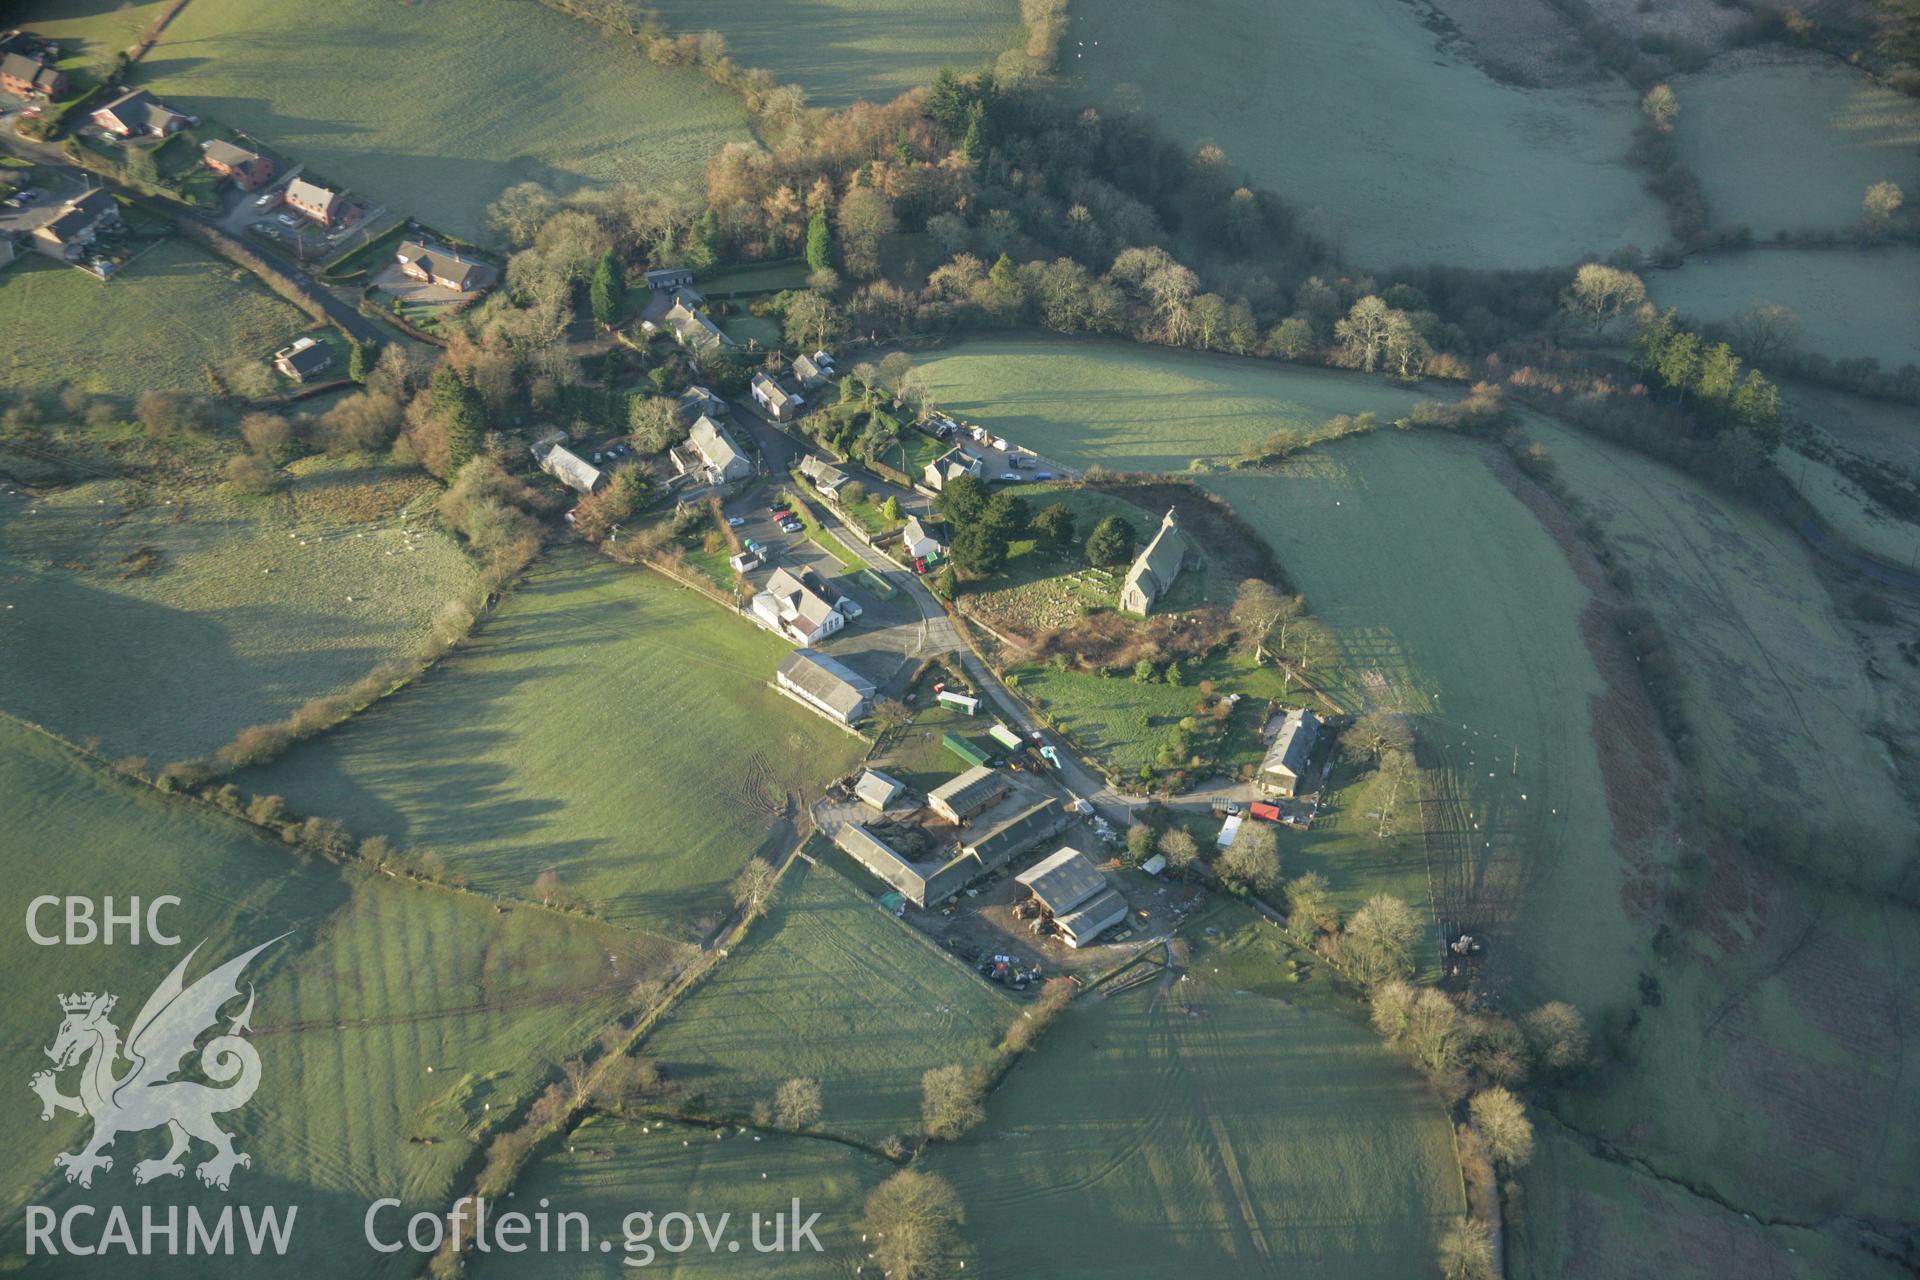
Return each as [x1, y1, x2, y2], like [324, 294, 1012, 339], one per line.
[1055, 887, 1128, 947]
[776, 648, 875, 722]
[855, 769, 905, 811]
[964, 796, 1066, 870]
[927, 765, 1009, 821]
[1015, 846, 1107, 915]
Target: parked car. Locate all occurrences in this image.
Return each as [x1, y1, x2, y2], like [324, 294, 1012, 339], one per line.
[726, 515, 745, 527]
[835, 597, 863, 620]
[780, 520, 803, 534]
[16, 190, 38, 204]
[1035, 472, 1053, 481]
[276, 213, 297, 226]
[254, 192, 278, 208]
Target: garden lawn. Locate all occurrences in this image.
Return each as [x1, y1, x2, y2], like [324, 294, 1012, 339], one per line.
[912, 335, 1438, 472]
[1066, 0, 1664, 269]
[0, 458, 475, 762]
[641, 0, 1017, 107]
[0, 717, 673, 1279]
[642, 860, 1012, 1143]
[0, 238, 311, 396]
[925, 957, 1462, 1278]
[1005, 656, 1287, 783]
[135, 0, 754, 241]
[470, 1113, 889, 1278]
[1673, 59, 1920, 236]
[1202, 431, 1634, 1016]
[1647, 247, 1920, 370]
[239, 548, 866, 937]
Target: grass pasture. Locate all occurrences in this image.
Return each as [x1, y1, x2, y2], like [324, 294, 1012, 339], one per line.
[1647, 247, 1920, 370]
[912, 335, 1438, 473]
[0, 238, 311, 396]
[9, 0, 177, 63]
[1674, 59, 1920, 237]
[1066, 0, 1664, 269]
[0, 458, 475, 761]
[926, 959, 1463, 1278]
[0, 717, 669, 1277]
[1523, 413, 1913, 863]
[241, 549, 866, 937]
[642, 859, 1012, 1143]
[641, 0, 1017, 107]
[135, 0, 754, 241]
[1512, 1123, 1907, 1280]
[471, 1113, 889, 1279]
[1201, 432, 1637, 1014]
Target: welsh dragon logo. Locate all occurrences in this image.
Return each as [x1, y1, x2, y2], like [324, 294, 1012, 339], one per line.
[29, 937, 283, 1191]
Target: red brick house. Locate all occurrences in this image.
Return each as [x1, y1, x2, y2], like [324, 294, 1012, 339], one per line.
[201, 139, 273, 191]
[90, 88, 187, 138]
[1, 52, 66, 98]
[283, 177, 343, 227]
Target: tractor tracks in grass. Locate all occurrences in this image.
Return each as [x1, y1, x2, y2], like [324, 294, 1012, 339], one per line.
[251, 975, 634, 1037]
[1168, 979, 1277, 1273]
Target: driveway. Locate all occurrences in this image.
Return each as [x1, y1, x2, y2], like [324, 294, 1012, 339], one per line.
[0, 165, 87, 239]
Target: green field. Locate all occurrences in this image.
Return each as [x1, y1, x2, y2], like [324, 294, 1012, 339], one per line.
[1524, 413, 1912, 863]
[1784, 381, 1920, 563]
[926, 947, 1463, 1277]
[642, 860, 1012, 1143]
[0, 716, 672, 1277]
[1512, 1123, 1907, 1280]
[10, 0, 177, 60]
[1066, 0, 1664, 269]
[0, 239, 312, 395]
[1202, 432, 1633, 1013]
[643, 0, 1017, 106]
[1647, 248, 1920, 369]
[0, 458, 475, 761]
[471, 1112, 889, 1278]
[241, 549, 866, 936]
[135, 0, 754, 241]
[1789, 446, 1919, 564]
[1674, 60, 1920, 236]
[913, 336, 1438, 472]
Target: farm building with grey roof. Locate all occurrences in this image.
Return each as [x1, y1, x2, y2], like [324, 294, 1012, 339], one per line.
[1259, 708, 1322, 797]
[775, 648, 874, 725]
[927, 766, 1011, 823]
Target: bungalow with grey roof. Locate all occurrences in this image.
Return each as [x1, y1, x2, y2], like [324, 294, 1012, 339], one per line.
[273, 336, 335, 383]
[395, 240, 496, 293]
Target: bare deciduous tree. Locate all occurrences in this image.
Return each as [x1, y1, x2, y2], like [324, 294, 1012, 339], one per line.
[920, 1064, 985, 1140]
[863, 1170, 964, 1280]
[773, 1076, 823, 1129]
